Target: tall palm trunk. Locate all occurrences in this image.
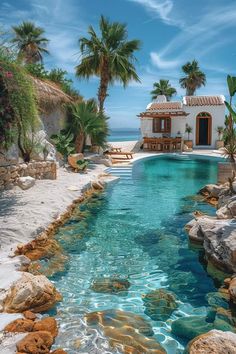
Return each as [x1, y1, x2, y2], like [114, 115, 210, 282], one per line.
[75, 132, 85, 153]
[98, 59, 109, 112]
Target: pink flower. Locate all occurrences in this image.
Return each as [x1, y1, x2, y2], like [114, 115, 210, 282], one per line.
[5, 71, 13, 78]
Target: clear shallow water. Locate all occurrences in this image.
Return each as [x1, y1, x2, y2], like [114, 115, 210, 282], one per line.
[50, 156, 220, 353]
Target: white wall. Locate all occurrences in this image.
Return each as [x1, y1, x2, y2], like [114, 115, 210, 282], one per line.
[185, 105, 225, 148]
[140, 105, 225, 148]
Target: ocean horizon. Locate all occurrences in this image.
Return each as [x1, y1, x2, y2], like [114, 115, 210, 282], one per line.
[108, 128, 141, 142]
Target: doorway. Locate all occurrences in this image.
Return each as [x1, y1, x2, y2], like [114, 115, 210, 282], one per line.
[196, 112, 212, 145]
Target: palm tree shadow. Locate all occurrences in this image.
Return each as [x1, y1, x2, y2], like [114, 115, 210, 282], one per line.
[0, 190, 25, 217]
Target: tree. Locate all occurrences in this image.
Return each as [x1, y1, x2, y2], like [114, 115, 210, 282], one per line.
[76, 15, 141, 112]
[11, 21, 49, 64]
[67, 99, 109, 152]
[179, 60, 206, 96]
[151, 79, 176, 101]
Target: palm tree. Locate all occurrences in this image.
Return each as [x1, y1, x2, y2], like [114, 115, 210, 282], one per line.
[67, 99, 109, 152]
[76, 15, 141, 112]
[11, 21, 49, 63]
[151, 80, 177, 101]
[179, 60, 206, 96]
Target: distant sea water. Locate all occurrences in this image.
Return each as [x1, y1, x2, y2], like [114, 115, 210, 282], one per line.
[108, 128, 141, 142]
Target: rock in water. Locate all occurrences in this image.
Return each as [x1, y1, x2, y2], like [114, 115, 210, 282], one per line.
[186, 330, 236, 354]
[3, 272, 62, 313]
[17, 176, 35, 190]
[143, 289, 178, 321]
[85, 309, 167, 353]
[16, 330, 54, 353]
[91, 278, 130, 294]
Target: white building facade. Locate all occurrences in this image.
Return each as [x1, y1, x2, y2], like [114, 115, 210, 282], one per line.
[139, 95, 225, 149]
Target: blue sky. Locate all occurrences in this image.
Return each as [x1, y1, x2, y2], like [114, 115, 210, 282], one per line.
[1, 0, 236, 128]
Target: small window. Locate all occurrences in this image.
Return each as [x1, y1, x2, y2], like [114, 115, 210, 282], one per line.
[153, 117, 171, 133]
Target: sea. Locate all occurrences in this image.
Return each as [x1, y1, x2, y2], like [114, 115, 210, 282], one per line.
[108, 128, 141, 142]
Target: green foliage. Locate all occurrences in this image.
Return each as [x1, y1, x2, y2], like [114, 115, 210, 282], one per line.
[76, 15, 141, 111]
[76, 159, 89, 171]
[11, 21, 49, 64]
[185, 125, 193, 140]
[0, 59, 39, 159]
[216, 126, 224, 140]
[25, 63, 48, 79]
[179, 60, 206, 96]
[66, 99, 109, 152]
[224, 75, 236, 163]
[151, 80, 176, 101]
[51, 130, 75, 158]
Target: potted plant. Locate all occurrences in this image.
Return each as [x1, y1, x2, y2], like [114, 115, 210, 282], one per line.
[216, 126, 224, 149]
[184, 125, 193, 149]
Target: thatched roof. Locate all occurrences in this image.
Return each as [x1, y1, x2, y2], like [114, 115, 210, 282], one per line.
[31, 76, 72, 113]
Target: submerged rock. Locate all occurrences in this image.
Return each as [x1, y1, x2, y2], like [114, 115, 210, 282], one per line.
[171, 315, 235, 341]
[143, 289, 178, 321]
[186, 330, 236, 354]
[91, 278, 130, 294]
[85, 309, 167, 353]
[3, 272, 62, 313]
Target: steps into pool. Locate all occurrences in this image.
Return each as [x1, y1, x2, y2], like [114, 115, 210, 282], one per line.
[106, 166, 132, 179]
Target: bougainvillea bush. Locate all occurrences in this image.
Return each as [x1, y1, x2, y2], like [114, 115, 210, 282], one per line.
[0, 56, 40, 161]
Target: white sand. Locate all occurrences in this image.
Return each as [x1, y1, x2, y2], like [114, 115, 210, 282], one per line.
[0, 164, 107, 256]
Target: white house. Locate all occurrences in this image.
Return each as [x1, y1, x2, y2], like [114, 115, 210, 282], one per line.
[139, 95, 225, 149]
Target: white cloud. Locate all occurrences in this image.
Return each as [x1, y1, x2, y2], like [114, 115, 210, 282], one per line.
[127, 0, 183, 27]
[150, 52, 180, 69]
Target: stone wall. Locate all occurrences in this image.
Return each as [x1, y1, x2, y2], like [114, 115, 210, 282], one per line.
[0, 161, 57, 191]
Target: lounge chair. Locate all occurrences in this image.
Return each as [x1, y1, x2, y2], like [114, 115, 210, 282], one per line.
[105, 151, 134, 159]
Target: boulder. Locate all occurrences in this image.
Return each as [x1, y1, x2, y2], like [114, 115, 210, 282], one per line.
[143, 289, 178, 321]
[17, 176, 35, 190]
[199, 184, 229, 198]
[16, 331, 54, 353]
[216, 196, 236, 219]
[229, 277, 236, 304]
[23, 311, 37, 321]
[33, 317, 58, 339]
[3, 272, 62, 313]
[68, 154, 84, 169]
[187, 330, 236, 354]
[50, 350, 68, 354]
[91, 278, 130, 294]
[85, 309, 166, 353]
[4, 318, 34, 332]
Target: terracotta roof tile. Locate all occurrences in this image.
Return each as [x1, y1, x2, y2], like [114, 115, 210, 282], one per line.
[147, 102, 182, 110]
[184, 95, 225, 106]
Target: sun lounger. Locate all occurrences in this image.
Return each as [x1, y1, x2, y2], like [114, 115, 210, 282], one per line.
[105, 151, 134, 159]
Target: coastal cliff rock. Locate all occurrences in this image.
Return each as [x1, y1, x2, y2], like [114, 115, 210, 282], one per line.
[186, 330, 236, 354]
[216, 196, 236, 219]
[3, 272, 62, 313]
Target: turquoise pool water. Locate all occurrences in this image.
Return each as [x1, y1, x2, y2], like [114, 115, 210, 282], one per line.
[51, 156, 220, 353]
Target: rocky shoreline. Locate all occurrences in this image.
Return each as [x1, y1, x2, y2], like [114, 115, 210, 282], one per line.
[184, 179, 236, 353]
[0, 168, 118, 354]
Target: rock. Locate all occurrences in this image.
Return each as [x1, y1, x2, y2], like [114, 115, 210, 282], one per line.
[206, 292, 229, 310]
[229, 277, 236, 303]
[68, 154, 84, 169]
[172, 316, 214, 340]
[199, 184, 229, 198]
[4, 318, 34, 332]
[216, 196, 236, 219]
[186, 216, 236, 273]
[16, 331, 54, 353]
[3, 272, 62, 313]
[33, 317, 58, 338]
[50, 350, 68, 354]
[17, 176, 35, 190]
[91, 180, 104, 190]
[143, 289, 178, 321]
[91, 278, 130, 294]
[186, 330, 236, 354]
[85, 309, 166, 353]
[23, 311, 37, 321]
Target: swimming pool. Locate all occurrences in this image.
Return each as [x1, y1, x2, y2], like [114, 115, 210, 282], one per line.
[50, 156, 223, 353]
